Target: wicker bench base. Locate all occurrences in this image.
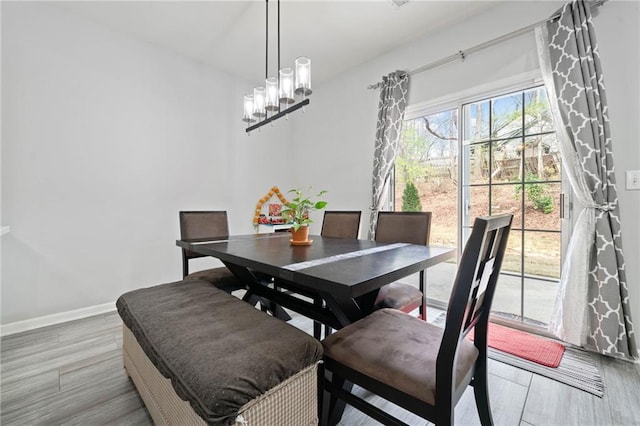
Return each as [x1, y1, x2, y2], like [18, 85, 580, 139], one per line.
[123, 325, 318, 425]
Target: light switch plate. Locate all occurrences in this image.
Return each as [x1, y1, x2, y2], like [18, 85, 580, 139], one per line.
[626, 170, 640, 190]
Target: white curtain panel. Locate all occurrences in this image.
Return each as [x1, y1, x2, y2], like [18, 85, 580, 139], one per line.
[368, 71, 409, 240]
[536, 0, 636, 359]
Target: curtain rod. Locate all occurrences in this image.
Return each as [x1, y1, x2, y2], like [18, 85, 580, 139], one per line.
[368, 0, 607, 89]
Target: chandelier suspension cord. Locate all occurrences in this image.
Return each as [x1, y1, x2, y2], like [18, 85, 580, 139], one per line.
[265, 0, 269, 80]
[278, 0, 281, 92]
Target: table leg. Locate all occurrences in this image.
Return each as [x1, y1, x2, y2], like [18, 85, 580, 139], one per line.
[225, 262, 292, 321]
[322, 296, 360, 328]
[271, 281, 293, 321]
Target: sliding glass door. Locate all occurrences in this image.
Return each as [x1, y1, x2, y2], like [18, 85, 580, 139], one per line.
[394, 85, 567, 328]
[461, 87, 563, 326]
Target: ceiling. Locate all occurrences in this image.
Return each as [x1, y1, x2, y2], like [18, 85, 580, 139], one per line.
[56, 1, 502, 85]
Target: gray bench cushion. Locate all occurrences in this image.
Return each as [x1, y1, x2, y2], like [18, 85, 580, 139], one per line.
[116, 280, 323, 425]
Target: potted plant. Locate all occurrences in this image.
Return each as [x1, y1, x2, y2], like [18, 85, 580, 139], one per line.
[281, 188, 328, 244]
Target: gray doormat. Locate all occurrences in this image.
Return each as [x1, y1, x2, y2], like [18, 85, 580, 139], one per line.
[432, 313, 604, 397]
[487, 346, 603, 397]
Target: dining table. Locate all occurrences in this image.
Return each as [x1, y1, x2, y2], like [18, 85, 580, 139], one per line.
[176, 232, 456, 332]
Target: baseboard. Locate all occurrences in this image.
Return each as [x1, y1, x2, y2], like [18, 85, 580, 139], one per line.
[1, 302, 116, 337]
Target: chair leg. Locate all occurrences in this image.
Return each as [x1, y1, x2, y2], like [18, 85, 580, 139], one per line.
[473, 359, 494, 426]
[313, 297, 323, 339]
[324, 326, 333, 339]
[182, 255, 189, 279]
[419, 270, 427, 321]
[327, 375, 346, 426]
[320, 297, 333, 338]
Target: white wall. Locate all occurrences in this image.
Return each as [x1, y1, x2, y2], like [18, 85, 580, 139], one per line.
[1, 2, 293, 324]
[291, 1, 640, 336]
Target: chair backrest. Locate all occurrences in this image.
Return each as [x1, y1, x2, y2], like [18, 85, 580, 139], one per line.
[436, 214, 513, 400]
[374, 211, 432, 245]
[321, 211, 362, 239]
[179, 211, 229, 275]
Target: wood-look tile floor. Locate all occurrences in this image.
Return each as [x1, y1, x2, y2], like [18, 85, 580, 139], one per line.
[2, 308, 639, 425]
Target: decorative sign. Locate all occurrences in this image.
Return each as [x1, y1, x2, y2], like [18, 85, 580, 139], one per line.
[268, 203, 282, 217]
[253, 186, 290, 226]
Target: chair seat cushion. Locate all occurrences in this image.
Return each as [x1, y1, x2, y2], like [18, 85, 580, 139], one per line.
[374, 282, 422, 310]
[185, 266, 244, 292]
[322, 308, 478, 405]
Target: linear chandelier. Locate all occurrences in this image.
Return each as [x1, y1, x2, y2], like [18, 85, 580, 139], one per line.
[242, 0, 312, 133]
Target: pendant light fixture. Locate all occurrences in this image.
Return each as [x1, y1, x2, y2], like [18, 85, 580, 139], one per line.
[242, 0, 312, 133]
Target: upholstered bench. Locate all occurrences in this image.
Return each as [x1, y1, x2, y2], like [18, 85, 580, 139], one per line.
[116, 280, 323, 425]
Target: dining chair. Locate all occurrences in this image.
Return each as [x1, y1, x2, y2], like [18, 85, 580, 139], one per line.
[179, 211, 245, 294]
[373, 211, 432, 320]
[322, 214, 513, 426]
[320, 211, 362, 239]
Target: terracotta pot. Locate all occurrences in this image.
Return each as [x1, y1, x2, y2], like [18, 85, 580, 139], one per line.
[291, 225, 310, 242]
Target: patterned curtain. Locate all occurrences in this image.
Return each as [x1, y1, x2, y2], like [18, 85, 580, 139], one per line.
[535, 1, 636, 359]
[368, 71, 409, 239]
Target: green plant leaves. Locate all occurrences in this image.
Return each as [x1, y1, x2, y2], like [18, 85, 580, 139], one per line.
[281, 187, 328, 225]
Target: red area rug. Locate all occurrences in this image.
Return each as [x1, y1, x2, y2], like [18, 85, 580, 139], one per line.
[482, 323, 565, 368]
[432, 314, 601, 394]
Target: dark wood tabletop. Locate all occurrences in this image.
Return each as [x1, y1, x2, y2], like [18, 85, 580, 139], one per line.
[177, 233, 455, 328]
